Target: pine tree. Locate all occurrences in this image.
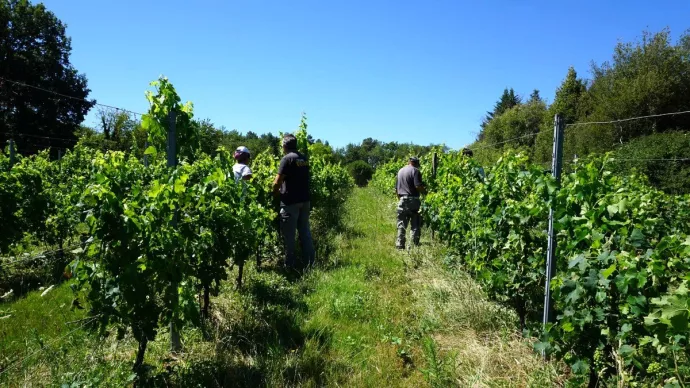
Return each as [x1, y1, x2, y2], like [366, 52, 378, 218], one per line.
[550, 67, 586, 123]
[528, 89, 542, 103]
[481, 88, 522, 129]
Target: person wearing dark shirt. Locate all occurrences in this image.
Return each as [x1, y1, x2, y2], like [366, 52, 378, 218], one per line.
[272, 134, 315, 269]
[395, 157, 425, 249]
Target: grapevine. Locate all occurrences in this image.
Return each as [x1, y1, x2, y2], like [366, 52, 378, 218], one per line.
[373, 150, 690, 384]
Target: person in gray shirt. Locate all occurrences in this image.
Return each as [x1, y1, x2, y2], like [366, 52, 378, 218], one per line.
[395, 157, 425, 249]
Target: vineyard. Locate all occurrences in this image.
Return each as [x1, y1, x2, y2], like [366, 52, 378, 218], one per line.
[3, 1, 690, 385]
[0, 78, 354, 385]
[372, 149, 690, 386]
[1, 81, 689, 388]
[3, 88, 690, 386]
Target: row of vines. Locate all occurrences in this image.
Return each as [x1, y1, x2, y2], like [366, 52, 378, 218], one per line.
[0, 77, 353, 373]
[372, 152, 690, 387]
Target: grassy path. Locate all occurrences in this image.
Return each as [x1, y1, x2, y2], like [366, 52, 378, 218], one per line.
[0, 188, 561, 386]
[288, 187, 561, 387]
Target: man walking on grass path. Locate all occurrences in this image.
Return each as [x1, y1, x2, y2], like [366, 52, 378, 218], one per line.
[272, 134, 315, 269]
[395, 156, 425, 249]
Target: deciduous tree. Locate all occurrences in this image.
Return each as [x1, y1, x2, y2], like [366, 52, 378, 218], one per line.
[0, 0, 94, 156]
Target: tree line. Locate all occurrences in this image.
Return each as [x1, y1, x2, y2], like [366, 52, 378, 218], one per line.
[8, 1, 684, 191]
[473, 28, 690, 193]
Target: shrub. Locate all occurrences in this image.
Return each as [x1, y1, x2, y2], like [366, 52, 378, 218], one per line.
[347, 160, 374, 187]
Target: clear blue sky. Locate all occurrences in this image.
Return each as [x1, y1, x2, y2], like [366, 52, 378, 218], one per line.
[40, 0, 690, 149]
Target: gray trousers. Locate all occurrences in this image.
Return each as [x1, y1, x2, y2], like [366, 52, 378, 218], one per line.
[280, 201, 315, 267]
[396, 196, 421, 248]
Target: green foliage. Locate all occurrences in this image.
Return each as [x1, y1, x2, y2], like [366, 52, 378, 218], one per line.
[0, 150, 50, 254]
[542, 157, 690, 385]
[75, 123, 148, 157]
[532, 67, 587, 163]
[610, 131, 690, 194]
[68, 122, 350, 369]
[421, 151, 690, 385]
[551, 67, 587, 125]
[336, 138, 441, 169]
[370, 159, 401, 195]
[141, 77, 199, 163]
[479, 99, 548, 163]
[480, 88, 522, 134]
[528, 89, 543, 104]
[424, 152, 552, 328]
[474, 29, 690, 193]
[0, 145, 103, 294]
[0, 79, 353, 371]
[194, 119, 224, 157]
[308, 148, 354, 231]
[0, 0, 94, 157]
[296, 112, 310, 157]
[347, 160, 374, 187]
[582, 29, 690, 140]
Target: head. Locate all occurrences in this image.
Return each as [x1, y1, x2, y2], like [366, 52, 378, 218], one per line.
[462, 148, 474, 158]
[282, 134, 298, 154]
[234, 146, 251, 164]
[408, 156, 420, 168]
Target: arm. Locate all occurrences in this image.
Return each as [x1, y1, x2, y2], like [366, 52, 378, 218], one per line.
[414, 169, 426, 193]
[242, 166, 252, 181]
[272, 174, 285, 197]
[273, 157, 288, 197]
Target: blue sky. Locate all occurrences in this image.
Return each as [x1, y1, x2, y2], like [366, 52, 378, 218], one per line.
[40, 0, 690, 149]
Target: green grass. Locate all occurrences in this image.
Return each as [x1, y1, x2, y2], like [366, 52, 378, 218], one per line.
[0, 187, 564, 387]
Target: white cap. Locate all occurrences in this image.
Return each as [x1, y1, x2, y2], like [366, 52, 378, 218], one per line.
[235, 146, 250, 155]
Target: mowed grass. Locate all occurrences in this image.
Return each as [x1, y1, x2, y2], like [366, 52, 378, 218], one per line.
[0, 187, 563, 387]
[297, 188, 562, 387]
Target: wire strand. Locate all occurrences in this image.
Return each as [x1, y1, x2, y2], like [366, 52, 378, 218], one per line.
[1, 244, 82, 268]
[0, 76, 146, 117]
[560, 157, 690, 168]
[566, 110, 690, 128]
[469, 132, 540, 152]
[612, 157, 690, 162]
[1, 132, 79, 143]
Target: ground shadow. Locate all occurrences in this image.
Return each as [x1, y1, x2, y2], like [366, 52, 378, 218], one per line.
[140, 358, 264, 388]
[142, 256, 334, 387]
[141, 204, 353, 387]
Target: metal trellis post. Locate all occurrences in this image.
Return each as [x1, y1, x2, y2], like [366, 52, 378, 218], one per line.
[431, 152, 438, 240]
[542, 114, 564, 355]
[432, 152, 438, 177]
[167, 110, 182, 353]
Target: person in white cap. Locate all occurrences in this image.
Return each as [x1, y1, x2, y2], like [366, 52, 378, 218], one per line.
[233, 146, 253, 182]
